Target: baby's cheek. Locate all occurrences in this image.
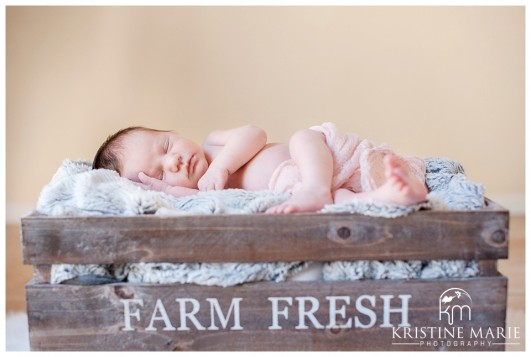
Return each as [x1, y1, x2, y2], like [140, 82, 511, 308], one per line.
[197, 161, 209, 179]
[164, 174, 182, 186]
[199, 164, 208, 176]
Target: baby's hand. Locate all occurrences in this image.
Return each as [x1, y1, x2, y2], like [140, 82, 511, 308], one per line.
[136, 172, 170, 193]
[197, 166, 229, 191]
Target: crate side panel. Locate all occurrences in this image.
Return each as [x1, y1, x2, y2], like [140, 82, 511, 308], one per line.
[22, 209, 509, 265]
[26, 277, 507, 351]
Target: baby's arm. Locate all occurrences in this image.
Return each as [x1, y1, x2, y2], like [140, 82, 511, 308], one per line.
[198, 125, 267, 190]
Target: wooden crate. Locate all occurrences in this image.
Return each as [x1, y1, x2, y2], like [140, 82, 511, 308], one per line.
[21, 200, 509, 351]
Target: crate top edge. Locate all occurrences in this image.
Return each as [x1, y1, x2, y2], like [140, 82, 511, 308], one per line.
[22, 198, 508, 222]
[25, 274, 508, 289]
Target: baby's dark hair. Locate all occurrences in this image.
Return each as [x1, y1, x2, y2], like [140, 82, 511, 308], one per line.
[92, 126, 148, 172]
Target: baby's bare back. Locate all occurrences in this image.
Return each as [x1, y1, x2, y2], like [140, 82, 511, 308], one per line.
[227, 143, 290, 191]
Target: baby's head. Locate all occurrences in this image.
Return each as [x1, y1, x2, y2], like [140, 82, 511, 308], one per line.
[92, 126, 145, 173]
[93, 127, 209, 189]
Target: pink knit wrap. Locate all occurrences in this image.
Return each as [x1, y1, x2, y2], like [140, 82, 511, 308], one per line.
[268, 122, 426, 194]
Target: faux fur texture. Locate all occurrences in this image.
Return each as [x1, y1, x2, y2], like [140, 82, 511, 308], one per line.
[38, 157, 484, 286]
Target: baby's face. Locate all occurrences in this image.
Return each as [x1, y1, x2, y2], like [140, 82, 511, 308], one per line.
[120, 129, 209, 189]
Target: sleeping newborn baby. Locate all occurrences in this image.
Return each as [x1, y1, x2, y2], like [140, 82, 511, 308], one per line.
[92, 122, 427, 213]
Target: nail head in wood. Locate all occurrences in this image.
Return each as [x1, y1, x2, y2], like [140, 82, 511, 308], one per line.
[491, 230, 506, 244]
[337, 227, 351, 239]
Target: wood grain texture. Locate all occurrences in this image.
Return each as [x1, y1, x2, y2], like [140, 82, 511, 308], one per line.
[21, 203, 509, 265]
[26, 277, 507, 351]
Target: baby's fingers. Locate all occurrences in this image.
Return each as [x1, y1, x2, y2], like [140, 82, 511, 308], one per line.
[138, 172, 153, 184]
[138, 172, 167, 192]
[205, 180, 224, 191]
[199, 181, 214, 191]
[214, 181, 225, 190]
[198, 177, 214, 191]
[139, 172, 161, 186]
[132, 181, 149, 190]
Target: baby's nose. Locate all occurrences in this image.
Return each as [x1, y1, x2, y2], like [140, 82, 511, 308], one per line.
[165, 155, 181, 172]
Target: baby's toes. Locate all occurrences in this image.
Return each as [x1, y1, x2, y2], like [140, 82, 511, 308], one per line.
[388, 175, 400, 186]
[281, 204, 297, 214]
[402, 185, 412, 194]
[265, 206, 276, 214]
[266, 204, 283, 214]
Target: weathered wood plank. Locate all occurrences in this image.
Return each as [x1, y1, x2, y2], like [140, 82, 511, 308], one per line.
[32, 265, 51, 283]
[477, 260, 498, 277]
[21, 206, 509, 265]
[26, 277, 507, 351]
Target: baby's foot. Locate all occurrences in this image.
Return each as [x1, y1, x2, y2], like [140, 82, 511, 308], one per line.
[373, 155, 428, 206]
[333, 155, 427, 206]
[266, 187, 333, 214]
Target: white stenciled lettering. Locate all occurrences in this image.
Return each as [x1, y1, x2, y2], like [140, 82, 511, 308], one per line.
[145, 299, 176, 331]
[120, 299, 143, 331]
[206, 298, 243, 331]
[176, 298, 206, 331]
[380, 294, 411, 328]
[268, 297, 293, 330]
[120, 292, 415, 333]
[295, 297, 324, 330]
[355, 295, 376, 328]
[326, 296, 352, 329]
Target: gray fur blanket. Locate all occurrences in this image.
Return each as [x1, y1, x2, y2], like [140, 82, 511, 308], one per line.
[37, 157, 485, 286]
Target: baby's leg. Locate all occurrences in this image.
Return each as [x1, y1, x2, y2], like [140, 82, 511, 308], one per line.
[334, 155, 427, 206]
[266, 129, 334, 214]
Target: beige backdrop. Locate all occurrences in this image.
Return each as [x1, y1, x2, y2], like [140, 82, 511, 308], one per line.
[6, 6, 525, 220]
